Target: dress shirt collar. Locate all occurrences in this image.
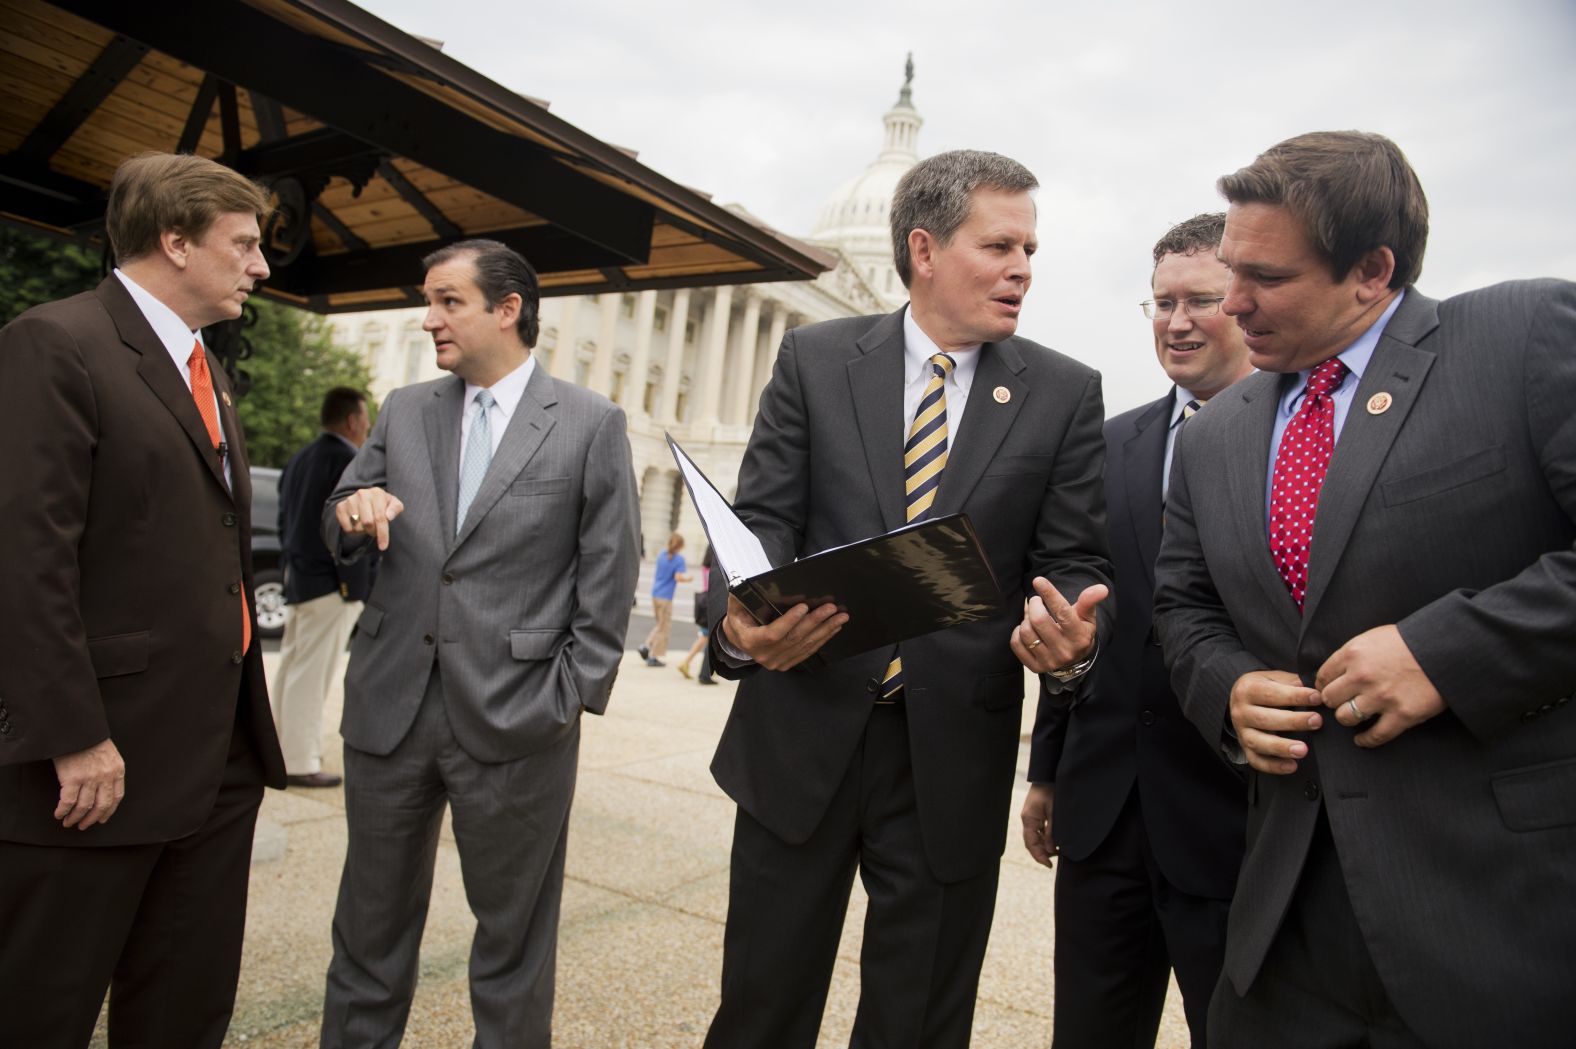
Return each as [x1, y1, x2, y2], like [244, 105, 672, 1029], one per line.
[1278, 291, 1405, 418]
[902, 307, 981, 390]
[1169, 386, 1205, 429]
[114, 268, 205, 381]
[464, 354, 536, 421]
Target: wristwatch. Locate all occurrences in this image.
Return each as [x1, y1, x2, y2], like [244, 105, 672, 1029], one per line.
[1047, 645, 1098, 683]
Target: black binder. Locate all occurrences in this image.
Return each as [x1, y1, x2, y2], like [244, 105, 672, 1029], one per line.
[667, 434, 1007, 662]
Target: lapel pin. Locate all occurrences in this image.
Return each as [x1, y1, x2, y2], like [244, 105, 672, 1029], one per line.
[993, 386, 1011, 404]
[221, 391, 232, 407]
[1366, 392, 1392, 415]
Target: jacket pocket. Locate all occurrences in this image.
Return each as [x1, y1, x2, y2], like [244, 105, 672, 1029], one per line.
[1381, 445, 1505, 507]
[973, 670, 1023, 711]
[510, 629, 567, 661]
[982, 453, 1054, 479]
[508, 477, 571, 497]
[1491, 756, 1576, 831]
[87, 631, 150, 678]
[355, 603, 386, 638]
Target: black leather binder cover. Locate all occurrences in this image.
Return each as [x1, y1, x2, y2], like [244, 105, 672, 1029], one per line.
[729, 513, 1006, 662]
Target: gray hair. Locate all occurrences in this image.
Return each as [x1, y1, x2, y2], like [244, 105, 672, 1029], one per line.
[889, 149, 1038, 287]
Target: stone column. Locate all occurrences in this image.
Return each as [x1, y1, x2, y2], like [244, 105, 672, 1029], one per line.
[727, 291, 763, 424]
[547, 295, 581, 379]
[657, 288, 690, 423]
[697, 285, 733, 425]
[626, 290, 658, 416]
[587, 293, 620, 396]
[638, 468, 677, 559]
[754, 305, 789, 412]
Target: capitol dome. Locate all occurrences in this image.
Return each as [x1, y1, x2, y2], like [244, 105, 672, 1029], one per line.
[810, 57, 922, 310]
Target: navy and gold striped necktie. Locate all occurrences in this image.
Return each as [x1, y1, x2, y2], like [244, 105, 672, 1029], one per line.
[879, 352, 957, 699]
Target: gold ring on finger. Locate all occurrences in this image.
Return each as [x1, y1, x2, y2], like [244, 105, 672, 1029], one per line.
[1026, 637, 1042, 650]
[349, 512, 361, 525]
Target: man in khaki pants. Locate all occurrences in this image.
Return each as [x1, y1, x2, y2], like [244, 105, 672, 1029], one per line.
[272, 387, 375, 787]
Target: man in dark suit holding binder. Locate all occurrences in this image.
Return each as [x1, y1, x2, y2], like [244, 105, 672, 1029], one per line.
[703, 149, 1114, 1049]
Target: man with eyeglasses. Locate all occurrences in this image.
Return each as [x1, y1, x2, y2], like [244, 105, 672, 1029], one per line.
[1023, 213, 1251, 1048]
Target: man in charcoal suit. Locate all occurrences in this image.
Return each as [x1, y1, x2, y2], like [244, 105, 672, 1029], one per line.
[1154, 131, 1576, 1048]
[1023, 212, 1252, 1047]
[703, 149, 1114, 1048]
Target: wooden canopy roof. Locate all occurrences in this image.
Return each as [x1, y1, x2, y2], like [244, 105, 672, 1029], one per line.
[0, 0, 833, 312]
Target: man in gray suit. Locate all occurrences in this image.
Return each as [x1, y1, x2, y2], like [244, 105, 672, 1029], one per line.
[318, 239, 640, 1048]
[1154, 131, 1576, 1048]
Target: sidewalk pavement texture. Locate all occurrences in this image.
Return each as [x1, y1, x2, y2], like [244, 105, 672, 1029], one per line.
[91, 646, 1190, 1048]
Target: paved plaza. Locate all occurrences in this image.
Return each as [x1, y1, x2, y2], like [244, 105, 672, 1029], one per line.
[95, 637, 1189, 1048]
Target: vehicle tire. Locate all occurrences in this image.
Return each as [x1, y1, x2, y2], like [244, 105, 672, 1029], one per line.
[253, 568, 288, 640]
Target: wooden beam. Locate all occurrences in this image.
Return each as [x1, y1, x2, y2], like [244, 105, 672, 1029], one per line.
[376, 159, 460, 239]
[265, 223, 626, 297]
[58, 0, 654, 266]
[176, 74, 219, 154]
[16, 33, 149, 162]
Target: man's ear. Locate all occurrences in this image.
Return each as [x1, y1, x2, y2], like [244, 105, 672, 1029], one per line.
[1351, 246, 1397, 304]
[160, 228, 192, 271]
[495, 292, 522, 331]
[908, 228, 937, 281]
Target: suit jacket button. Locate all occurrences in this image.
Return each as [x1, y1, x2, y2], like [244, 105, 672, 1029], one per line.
[442, 573, 455, 585]
[1140, 710, 1157, 726]
[1304, 781, 1321, 801]
[231, 651, 244, 664]
[222, 512, 237, 526]
[0, 722, 11, 735]
[228, 582, 241, 595]
[865, 678, 879, 694]
[423, 634, 435, 645]
[1522, 710, 1541, 723]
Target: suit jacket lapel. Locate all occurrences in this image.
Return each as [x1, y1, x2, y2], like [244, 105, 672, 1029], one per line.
[935, 338, 1027, 518]
[452, 361, 558, 551]
[1301, 292, 1440, 623]
[425, 375, 465, 541]
[1221, 372, 1304, 637]
[847, 310, 908, 533]
[212, 365, 248, 507]
[1125, 395, 1171, 593]
[100, 279, 231, 496]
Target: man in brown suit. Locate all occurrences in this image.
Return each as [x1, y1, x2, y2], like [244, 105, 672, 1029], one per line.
[0, 152, 287, 1048]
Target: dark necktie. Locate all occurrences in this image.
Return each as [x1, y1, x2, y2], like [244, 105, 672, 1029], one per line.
[1268, 358, 1348, 610]
[879, 352, 957, 699]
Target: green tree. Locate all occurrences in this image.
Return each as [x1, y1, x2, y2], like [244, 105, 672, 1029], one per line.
[235, 300, 374, 468]
[0, 226, 103, 324]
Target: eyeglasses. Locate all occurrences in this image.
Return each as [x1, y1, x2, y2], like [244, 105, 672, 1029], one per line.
[1141, 296, 1225, 320]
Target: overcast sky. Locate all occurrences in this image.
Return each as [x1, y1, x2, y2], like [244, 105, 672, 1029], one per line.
[358, 0, 1576, 414]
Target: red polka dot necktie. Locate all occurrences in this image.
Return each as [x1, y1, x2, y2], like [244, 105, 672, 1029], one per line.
[190, 342, 252, 654]
[1269, 357, 1348, 611]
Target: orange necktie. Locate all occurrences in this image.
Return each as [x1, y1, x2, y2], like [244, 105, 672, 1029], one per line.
[189, 342, 252, 654]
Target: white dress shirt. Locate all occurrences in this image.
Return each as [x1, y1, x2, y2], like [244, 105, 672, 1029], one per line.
[114, 268, 232, 488]
[1162, 385, 1205, 500]
[460, 354, 536, 461]
[902, 308, 981, 443]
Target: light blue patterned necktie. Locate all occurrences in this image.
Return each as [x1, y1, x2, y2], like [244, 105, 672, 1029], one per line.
[456, 388, 495, 534]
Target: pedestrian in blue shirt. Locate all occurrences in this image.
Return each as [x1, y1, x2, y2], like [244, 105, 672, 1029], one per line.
[638, 533, 690, 666]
